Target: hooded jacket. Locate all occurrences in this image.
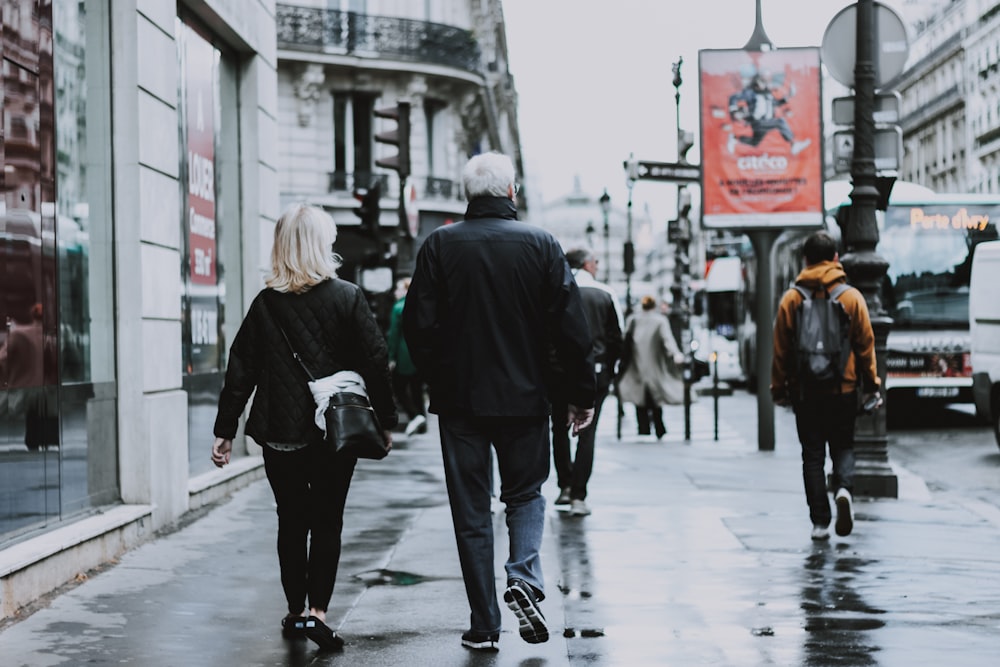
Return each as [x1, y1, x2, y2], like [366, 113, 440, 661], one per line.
[403, 195, 596, 416]
[771, 260, 880, 399]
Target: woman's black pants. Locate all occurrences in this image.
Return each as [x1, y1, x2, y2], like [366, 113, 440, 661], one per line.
[263, 444, 357, 614]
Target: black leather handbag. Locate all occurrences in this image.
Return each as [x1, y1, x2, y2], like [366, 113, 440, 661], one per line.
[322, 390, 389, 460]
[268, 304, 388, 460]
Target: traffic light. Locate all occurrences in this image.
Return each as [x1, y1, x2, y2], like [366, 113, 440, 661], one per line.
[354, 180, 382, 238]
[374, 102, 411, 179]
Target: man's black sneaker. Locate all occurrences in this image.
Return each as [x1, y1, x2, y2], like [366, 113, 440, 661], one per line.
[461, 629, 499, 651]
[835, 488, 854, 537]
[503, 579, 549, 644]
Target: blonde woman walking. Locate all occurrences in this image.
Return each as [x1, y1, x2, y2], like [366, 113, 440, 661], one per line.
[211, 203, 396, 651]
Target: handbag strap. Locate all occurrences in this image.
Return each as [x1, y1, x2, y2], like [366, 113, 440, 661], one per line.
[263, 293, 317, 382]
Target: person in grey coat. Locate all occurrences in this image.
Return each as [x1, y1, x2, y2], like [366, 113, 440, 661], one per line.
[617, 295, 684, 439]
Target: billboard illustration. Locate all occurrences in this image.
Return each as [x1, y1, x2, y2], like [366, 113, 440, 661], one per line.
[699, 47, 823, 229]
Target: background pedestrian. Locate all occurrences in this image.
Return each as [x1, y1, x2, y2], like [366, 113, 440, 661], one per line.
[550, 247, 623, 516]
[387, 277, 427, 435]
[617, 295, 684, 439]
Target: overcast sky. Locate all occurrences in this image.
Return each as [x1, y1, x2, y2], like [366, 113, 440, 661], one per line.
[502, 0, 921, 222]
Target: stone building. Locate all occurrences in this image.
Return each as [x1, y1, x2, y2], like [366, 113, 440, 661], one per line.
[1, 0, 277, 620]
[274, 0, 523, 325]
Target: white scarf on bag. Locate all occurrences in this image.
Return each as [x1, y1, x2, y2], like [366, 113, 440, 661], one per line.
[308, 370, 369, 435]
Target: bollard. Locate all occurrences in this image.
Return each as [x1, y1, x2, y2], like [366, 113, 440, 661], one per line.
[683, 360, 692, 441]
[712, 352, 719, 441]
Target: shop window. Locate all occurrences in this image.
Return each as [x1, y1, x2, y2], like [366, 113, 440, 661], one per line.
[177, 17, 241, 477]
[1, 0, 118, 543]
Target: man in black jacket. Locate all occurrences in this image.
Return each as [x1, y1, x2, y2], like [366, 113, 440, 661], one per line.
[551, 247, 623, 516]
[403, 152, 596, 652]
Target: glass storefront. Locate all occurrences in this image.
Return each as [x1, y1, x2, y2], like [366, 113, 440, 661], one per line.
[0, 0, 117, 542]
[177, 18, 240, 477]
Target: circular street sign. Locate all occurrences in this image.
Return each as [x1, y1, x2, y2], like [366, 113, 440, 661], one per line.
[821, 1, 909, 88]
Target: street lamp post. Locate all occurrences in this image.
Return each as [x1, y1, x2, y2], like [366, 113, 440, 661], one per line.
[624, 156, 638, 316]
[600, 189, 611, 283]
[671, 56, 695, 440]
[841, 0, 898, 497]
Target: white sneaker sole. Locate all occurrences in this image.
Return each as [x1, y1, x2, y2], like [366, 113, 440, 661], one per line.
[461, 636, 498, 651]
[503, 583, 549, 644]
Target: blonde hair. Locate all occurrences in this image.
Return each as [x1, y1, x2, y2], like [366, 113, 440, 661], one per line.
[265, 203, 342, 293]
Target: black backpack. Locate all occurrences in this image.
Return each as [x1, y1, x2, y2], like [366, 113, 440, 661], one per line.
[792, 282, 851, 389]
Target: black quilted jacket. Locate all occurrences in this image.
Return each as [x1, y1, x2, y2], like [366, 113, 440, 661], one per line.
[213, 279, 397, 445]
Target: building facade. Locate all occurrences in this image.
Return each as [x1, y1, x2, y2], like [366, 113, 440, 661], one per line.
[274, 0, 523, 325]
[1, 0, 278, 619]
[895, 0, 1000, 194]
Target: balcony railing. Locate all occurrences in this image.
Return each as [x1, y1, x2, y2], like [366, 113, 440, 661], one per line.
[277, 4, 482, 75]
[329, 171, 464, 203]
[328, 171, 390, 195]
[424, 177, 459, 200]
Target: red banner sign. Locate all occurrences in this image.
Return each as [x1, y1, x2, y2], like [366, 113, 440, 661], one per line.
[185, 30, 217, 285]
[699, 48, 823, 229]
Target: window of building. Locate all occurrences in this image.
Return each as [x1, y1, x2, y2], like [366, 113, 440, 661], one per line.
[1, 0, 118, 543]
[332, 91, 376, 191]
[177, 17, 242, 477]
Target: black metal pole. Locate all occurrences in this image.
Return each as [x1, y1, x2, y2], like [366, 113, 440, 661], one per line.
[601, 190, 611, 283]
[750, 230, 777, 451]
[841, 0, 898, 498]
[742, 0, 776, 451]
[625, 190, 634, 318]
[713, 354, 720, 441]
[671, 56, 694, 442]
[624, 156, 638, 318]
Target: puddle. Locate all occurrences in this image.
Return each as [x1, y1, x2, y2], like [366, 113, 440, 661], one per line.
[353, 569, 429, 586]
[563, 627, 605, 638]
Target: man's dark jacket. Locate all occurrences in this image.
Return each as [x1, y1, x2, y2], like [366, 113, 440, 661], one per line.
[402, 196, 596, 417]
[214, 279, 397, 444]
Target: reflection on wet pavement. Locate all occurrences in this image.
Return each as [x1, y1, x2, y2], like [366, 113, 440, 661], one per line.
[800, 543, 885, 666]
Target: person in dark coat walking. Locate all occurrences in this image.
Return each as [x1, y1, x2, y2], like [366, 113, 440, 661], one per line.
[403, 152, 596, 652]
[212, 203, 396, 651]
[550, 247, 623, 516]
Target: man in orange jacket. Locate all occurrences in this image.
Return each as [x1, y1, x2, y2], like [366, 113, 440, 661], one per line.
[771, 231, 883, 541]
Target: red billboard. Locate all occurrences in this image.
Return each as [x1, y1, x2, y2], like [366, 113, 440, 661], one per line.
[181, 22, 221, 374]
[185, 28, 217, 286]
[699, 48, 823, 229]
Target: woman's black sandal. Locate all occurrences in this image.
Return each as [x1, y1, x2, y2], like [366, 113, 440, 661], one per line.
[281, 614, 307, 639]
[304, 615, 344, 651]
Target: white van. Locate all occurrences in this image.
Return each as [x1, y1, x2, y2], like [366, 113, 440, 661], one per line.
[970, 240, 1000, 448]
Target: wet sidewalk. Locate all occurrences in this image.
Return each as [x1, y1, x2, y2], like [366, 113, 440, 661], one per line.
[2, 390, 1000, 666]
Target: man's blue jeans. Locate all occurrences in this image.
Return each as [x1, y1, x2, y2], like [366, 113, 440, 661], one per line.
[438, 415, 549, 634]
[793, 391, 858, 527]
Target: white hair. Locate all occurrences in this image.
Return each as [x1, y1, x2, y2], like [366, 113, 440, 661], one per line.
[462, 152, 515, 199]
